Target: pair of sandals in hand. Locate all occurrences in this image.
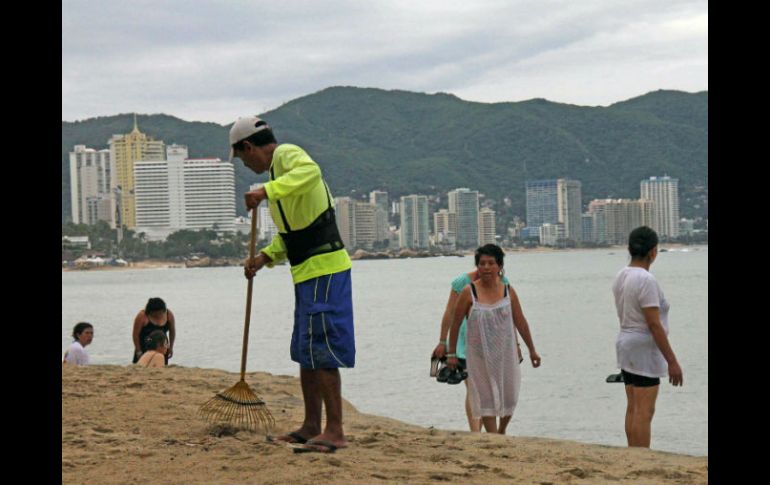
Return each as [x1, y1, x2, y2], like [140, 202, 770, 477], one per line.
[431, 347, 525, 384]
[431, 357, 468, 385]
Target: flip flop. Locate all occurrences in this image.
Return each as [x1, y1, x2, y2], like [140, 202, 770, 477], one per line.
[267, 431, 309, 445]
[292, 439, 339, 454]
[430, 357, 440, 377]
[605, 373, 624, 383]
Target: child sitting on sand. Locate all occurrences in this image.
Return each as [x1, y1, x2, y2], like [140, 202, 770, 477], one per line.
[135, 330, 169, 368]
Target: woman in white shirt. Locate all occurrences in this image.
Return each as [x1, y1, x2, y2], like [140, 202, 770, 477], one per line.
[63, 322, 93, 365]
[612, 226, 683, 448]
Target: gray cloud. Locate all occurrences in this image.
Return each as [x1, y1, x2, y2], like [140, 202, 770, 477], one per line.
[62, 0, 707, 124]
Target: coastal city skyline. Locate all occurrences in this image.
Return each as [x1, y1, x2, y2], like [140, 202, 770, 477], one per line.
[67, 121, 703, 258]
[62, 3, 708, 475]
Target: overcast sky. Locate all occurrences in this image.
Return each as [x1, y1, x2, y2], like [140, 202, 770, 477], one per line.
[62, 0, 707, 125]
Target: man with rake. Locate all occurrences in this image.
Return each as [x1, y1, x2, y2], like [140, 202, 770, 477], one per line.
[230, 116, 355, 454]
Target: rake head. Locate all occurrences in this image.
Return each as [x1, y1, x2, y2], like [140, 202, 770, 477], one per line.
[198, 379, 275, 433]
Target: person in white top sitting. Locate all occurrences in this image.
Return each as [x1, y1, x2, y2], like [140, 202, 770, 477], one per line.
[612, 226, 683, 449]
[63, 322, 93, 365]
[135, 330, 169, 368]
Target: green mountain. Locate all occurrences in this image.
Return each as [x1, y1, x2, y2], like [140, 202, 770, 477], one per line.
[62, 87, 708, 225]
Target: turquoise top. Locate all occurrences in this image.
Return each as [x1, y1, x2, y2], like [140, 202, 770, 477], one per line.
[451, 272, 510, 359]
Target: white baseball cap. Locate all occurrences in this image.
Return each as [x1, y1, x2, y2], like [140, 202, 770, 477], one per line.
[228, 116, 271, 162]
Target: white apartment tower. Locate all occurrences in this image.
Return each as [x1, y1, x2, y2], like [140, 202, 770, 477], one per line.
[333, 197, 378, 250]
[257, 206, 279, 241]
[399, 195, 429, 249]
[640, 176, 679, 239]
[539, 223, 566, 247]
[370, 190, 390, 244]
[433, 209, 457, 247]
[448, 188, 479, 248]
[478, 207, 497, 246]
[249, 184, 280, 242]
[69, 145, 112, 225]
[134, 144, 236, 240]
[558, 179, 583, 242]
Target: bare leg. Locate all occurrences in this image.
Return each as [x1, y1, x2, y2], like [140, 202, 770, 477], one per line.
[624, 384, 634, 446]
[497, 416, 512, 434]
[270, 368, 321, 443]
[299, 368, 323, 436]
[303, 368, 348, 449]
[464, 380, 482, 432]
[630, 385, 659, 448]
[481, 417, 498, 433]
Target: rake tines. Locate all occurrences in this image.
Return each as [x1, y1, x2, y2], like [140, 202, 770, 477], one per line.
[199, 379, 275, 432]
[199, 208, 275, 434]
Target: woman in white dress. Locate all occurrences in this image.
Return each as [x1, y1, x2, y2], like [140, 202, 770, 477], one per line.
[446, 244, 541, 434]
[431, 267, 518, 432]
[612, 226, 683, 448]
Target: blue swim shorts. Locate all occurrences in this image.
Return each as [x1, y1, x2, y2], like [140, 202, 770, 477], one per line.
[291, 269, 355, 369]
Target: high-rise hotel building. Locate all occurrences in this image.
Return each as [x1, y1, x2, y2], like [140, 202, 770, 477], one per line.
[525, 179, 582, 243]
[134, 144, 236, 240]
[399, 195, 429, 249]
[109, 116, 166, 229]
[585, 199, 654, 245]
[69, 145, 112, 225]
[369, 190, 390, 244]
[448, 188, 479, 249]
[640, 176, 679, 239]
[478, 207, 497, 246]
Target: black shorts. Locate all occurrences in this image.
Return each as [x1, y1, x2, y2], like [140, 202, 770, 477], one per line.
[621, 369, 660, 387]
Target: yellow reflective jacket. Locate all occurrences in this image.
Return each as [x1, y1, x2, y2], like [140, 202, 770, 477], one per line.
[259, 144, 351, 284]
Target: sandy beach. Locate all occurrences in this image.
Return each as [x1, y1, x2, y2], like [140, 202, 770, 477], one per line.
[62, 365, 707, 485]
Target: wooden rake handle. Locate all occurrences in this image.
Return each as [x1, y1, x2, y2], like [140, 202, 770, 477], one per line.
[240, 207, 258, 381]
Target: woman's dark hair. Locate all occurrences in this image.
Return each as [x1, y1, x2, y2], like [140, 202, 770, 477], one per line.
[144, 330, 168, 351]
[72, 322, 93, 340]
[474, 244, 505, 267]
[628, 226, 659, 259]
[145, 297, 167, 314]
[232, 121, 277, 150]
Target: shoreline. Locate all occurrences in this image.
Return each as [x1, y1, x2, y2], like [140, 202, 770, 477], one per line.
[62, 244, 707, 272]
[62, 260, 188, 272]
[62, 364, 707, 485]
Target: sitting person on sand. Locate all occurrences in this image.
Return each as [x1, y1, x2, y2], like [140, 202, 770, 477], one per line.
[135, 330, 169, 368]
[63, 322, 94, 365]
[132, 297, 176, 365]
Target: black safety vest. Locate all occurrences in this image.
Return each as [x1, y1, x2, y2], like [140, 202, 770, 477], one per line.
[270, 166, 345, 266]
